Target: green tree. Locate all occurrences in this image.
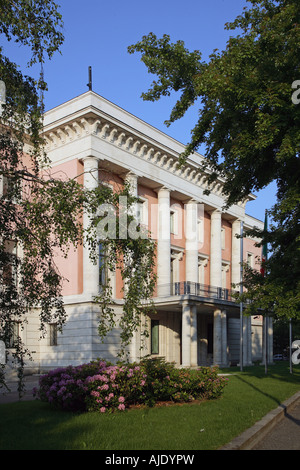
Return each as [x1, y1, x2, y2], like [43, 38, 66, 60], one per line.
[128, 0, 300, 319]
[273, 318, 300, 355]
[0, 0, 156, 393]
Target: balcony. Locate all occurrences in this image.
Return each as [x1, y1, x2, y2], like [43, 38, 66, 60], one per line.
[154, 281, 237, 304]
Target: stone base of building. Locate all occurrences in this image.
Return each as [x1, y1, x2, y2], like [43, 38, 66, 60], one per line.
[3, 297, 271, 373]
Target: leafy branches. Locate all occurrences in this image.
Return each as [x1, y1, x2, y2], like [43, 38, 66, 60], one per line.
[0, 0, 64, 66]
[87, 183, 157, 358]
[128, 33, 204, 127]
[128, 0, 300, 319]
[0, 0, 157, 395]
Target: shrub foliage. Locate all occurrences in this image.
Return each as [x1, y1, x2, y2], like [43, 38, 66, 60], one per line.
[34, 358, 228, 413]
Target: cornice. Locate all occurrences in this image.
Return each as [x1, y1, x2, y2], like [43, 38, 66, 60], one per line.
[42, 109, 228, 201]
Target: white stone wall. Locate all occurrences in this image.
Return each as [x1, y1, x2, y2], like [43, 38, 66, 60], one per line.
[18, 302, 128, 372]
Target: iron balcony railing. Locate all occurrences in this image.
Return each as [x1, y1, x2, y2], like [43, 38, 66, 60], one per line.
[154, 281, 237, 303]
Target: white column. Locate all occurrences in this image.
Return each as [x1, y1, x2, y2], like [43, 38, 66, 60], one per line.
[185, 200, 198, 284]
[157, 187, 171, 296]
[231, 219, 241, 288]
[247, 316, 253, 365]
[221, 310, 229, 366]
[125, 172, 138, 211]
[262, 316, 273, 365]
[125, 172, 142, 240]
[268, 317, 273, 363]
[190, 304, 198, 367]
[0, 79, 6, 116]
[210, 210, 222, 288]
[82, 156, 100, 296]
[182, 302, 191, 366]
[125, 172, 139, 362]
[213, 308, 222, 365]
[182, 201, 198, 366]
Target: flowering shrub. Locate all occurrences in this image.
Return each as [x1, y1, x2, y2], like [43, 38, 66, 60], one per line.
[34, 358, 228, 413]
[35, 361, 110, 411]
[139, 357, 228, 406]
[84, 364, 148, 413]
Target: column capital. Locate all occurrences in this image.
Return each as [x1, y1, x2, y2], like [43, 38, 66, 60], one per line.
[209, 208, 222, 218]
[81, 155, 101, 165]
[183, 196, 199, 205]
[125, 171, 139, 196]
[231, 217, 245, 226]
[157, 186, 171, 196]
[125, 171, 139, 182]
[82, 156, 100, 190]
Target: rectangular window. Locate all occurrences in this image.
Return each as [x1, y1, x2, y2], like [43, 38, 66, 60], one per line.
[0, 175, 19, 202]
[136, 201, 143, 225]
[207, 323, 213, 355]
[198, 219, 204, 244]
[50, 324, 58, 346]
[2, 240, 18, 287]
[99, 243, 108, 287]
[0, 175, 9, 197]
[221, 227, 225, 250]
[247, 252, 254, 268]
[136, 197, 148, 228]
[170, 210, 178, 235]
[7, 322, 20, 348]
[151, 319, 159, 355]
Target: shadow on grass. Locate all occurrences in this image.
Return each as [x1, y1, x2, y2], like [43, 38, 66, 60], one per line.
[222, 362, 300, 427]
[0, 401, 93, 450]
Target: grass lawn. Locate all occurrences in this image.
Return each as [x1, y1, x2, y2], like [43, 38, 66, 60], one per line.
[0, 362, 299, 450]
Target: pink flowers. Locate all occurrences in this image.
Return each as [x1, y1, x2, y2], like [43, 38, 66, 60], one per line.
[36, 358, 228, 414]
[100, 384, 109, 391]
[85, 363, 148, 413]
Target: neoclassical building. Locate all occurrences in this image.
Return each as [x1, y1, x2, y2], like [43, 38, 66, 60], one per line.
[18, 91, 272, 371]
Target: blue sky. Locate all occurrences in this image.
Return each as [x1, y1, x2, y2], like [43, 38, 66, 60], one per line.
[4, 0, 277, 221]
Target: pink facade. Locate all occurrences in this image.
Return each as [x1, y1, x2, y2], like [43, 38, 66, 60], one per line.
[49, 159, 84, 296]
[26, 91, 269, 370]
[54, 164, 262, 301]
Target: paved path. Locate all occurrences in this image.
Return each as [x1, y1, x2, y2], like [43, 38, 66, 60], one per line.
[252, 400, 300, 450]
[0, 375, 40, 404]
[221, 391, 300, 450]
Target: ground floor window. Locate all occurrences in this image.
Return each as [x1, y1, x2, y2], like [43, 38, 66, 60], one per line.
[7, 321, 20, 348]
[49, 323, 58, 346]
[151, 319, 159, 354]
[207, 323, 213, 354]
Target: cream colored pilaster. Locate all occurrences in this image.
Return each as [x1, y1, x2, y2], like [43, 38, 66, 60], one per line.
[185, 200, 198, 285]
[210, 209, 222, 288]
[231, 218, 241, 288]
[125, 172, 140, 362]
[179, 302, 198, 367]
[213, 308, 222, 365]
[82, 156, 100, 296]
[190, 304, 198, 367]
[157, 187, 171, 296]
[182, 301, 191, 366]
[221, 309, 229, 367]
[125, 172, 138, 214]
